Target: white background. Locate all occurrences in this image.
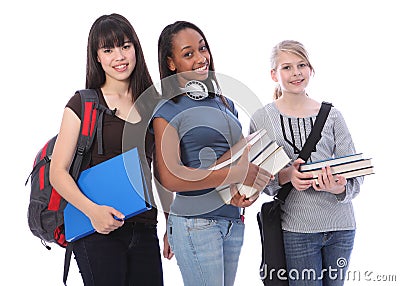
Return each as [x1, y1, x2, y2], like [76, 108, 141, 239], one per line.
[1, 0, 399, 285]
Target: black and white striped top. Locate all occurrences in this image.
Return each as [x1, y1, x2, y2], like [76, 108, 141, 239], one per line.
[250, 102, 362, 233]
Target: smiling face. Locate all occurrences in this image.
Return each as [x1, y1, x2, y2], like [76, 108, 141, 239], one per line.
[167, 28, 210, 87]
[271, 51, 312, 96]
[97, 38, 136, 84]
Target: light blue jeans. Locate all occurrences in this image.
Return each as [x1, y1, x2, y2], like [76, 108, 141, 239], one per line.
[167, 214, 245, 286]
[283, 230, 355, 286]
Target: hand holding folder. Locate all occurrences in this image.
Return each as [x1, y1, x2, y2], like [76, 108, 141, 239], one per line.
[64, 147, 151, 242]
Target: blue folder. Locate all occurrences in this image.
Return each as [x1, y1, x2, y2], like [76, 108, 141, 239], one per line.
[64, 147, 151, 242]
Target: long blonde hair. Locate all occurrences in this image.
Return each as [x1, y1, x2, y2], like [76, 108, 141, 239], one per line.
[271, 40, 314, 100]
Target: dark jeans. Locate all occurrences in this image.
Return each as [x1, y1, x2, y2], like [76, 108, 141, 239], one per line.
[73, 222, 163, 286]
[283, 230, 355, 286]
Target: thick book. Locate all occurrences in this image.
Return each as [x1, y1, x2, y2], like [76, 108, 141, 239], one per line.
[209, 129, 271, 170]
[299, 153, 374, 184]
[310, 166, 374, 185]
[328, 166, 374, 179]
[64, 148, 151, 242]
[213, 129, 290, 199]
[236, 145, 291, 198]
[299, 153, 364, 172]
[301, 158, 373, 178]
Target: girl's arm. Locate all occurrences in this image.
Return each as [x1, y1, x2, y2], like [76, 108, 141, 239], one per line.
[49, 107, 124, 234]
[153, 117, 271, 193]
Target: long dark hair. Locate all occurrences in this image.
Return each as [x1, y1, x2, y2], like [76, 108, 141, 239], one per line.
[157, 21, 230, 108]
[86, 13, 154, 103]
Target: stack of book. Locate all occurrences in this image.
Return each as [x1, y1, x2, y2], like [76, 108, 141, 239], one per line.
[211, 129, 291, 199]
[299, 153, 374, 183]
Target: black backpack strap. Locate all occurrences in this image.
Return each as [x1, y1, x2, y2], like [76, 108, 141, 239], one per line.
[273, 102, 332, 205]
[62, 90, 98, 285]
[62, 89, 114, 285]
[63, 243, 73, 286]
[24, 153, 50, 186]
[69, 89, 116, 177]
[69, 89, 100, 179]
[95, 104, 116, 155]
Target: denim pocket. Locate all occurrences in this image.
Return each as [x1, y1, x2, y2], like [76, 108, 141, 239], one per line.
[167, 216, 174, 251]
[187, 218, 217, 231]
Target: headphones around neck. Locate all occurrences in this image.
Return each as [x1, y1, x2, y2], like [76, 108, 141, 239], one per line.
[184, 79, 221, 101]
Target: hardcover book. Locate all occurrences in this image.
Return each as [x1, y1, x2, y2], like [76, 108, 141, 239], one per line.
[213, 129, 291, 199]
[236, 144, 291, 198]
[209, 129, 270, 170]
[299, 153, 364, 172]
[299, 153, 374, 183]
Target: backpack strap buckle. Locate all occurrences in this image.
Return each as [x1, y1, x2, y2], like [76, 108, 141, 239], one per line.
[76, 145, 85, 156]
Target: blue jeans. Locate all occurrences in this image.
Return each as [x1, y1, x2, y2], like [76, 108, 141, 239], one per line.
[283, 230, 355, 286]
[73, 222, 163, 286]
[167, 215, 245, 286]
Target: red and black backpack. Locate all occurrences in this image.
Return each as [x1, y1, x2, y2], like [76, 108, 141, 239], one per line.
[25, 89, 113, 285]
